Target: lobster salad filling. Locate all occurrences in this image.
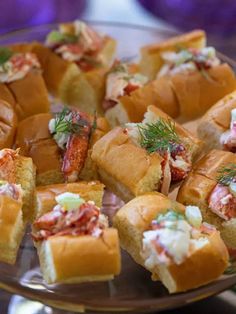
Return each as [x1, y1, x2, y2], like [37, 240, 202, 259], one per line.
[142, 206, 214, 267]
[208, 163, 236, 221]
[49, 107, 92, 182]
[103, 62, 148, 111]
[32, 192, 108, 242]
[0, 180, 23, 202]
[124, 115, 191, 195]
[157, 46, 220, 78]
[0, 47, 41, 83]
[220, 109, 236, 153]
[0, 149, 19, 183]
[46, 20, 106, 71]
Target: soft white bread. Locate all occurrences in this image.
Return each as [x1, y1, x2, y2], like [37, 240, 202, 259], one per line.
[0, 195, 25, 264]
[105, 76, 180, 128]
[197, 90, 236, 152]
[0, 100, 18, 149]
[92, 105, 202, 201]
[15, 113, 110, 186]
[35, 181, 104, 218]
[35, 228, 121, 284]
[140, 30, 206, 80]
[177, 149, 236, 248]
[171, 64, 236, 119]
[113, 192, 228, 293]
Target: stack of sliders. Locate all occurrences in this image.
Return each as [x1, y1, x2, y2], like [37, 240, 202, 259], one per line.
[0, 46, 49, 121]
[0, 148, 35, 264]
[197, 90, 236, 152]
[32, 181, 121, 284]
[139, 30, 236, 119]
[178, 149, 236, 249]
[12, 20, 116, 115]
[15, 106, 110, 186]
[91, 105, 201, 202]
[113, 192, 228, 293]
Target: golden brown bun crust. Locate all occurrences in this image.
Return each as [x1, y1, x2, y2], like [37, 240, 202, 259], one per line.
[7, 71, 50, 121]
[140, 30, 206, 79]
[167, 231, 228, 292]
[91, 126, 163, 199]
[15, 113, 62, 185]
[0, 100, 18, 149]
[35, 181, 104, 217]
[37, 228, 121, 284]
[193, 149, 236, 181]
[171, 64, 236, 119]
[119, 77, 179, 122]
[0, 82, 16, 107]
[114, 192, 228, 293]
[0, 196, 25, 264]
[199, 90, 236, 130]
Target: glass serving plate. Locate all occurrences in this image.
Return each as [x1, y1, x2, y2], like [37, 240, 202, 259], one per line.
[0, 22, 236, 313]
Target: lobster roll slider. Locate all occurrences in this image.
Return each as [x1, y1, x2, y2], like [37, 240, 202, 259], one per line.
[197, 90, 236, 153]
[0, 148, 36, 222]
[177, 149, 236, 249]
[0, 46, 49, 121]
[32, 192, 121, 284]
[35, 181, 104, 218]
[15, 107, 110, 186]
[91, 105, 202, 202]
[113, 192, 228, 293]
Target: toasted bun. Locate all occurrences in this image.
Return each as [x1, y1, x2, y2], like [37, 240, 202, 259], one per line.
[0, 82, 16, 107]
[197, 90, 236, 152]
[16, 113, 110, 185]
[0, 100, 18, 149]
[31, 42, 82, 98]
[171, 63, 236, 119]
[91, 127, 163, 202]
[106, 77, 180, 128]
[15, 113, 63, 186]
[161, 231, 228, 293]
[113, 192, 184, 266]
[193, 149, 236, 180]
[177, 149, 236, 248]
[35, 228, 121, 284]
[114, 192, 228, 293]
[8, 71, 50, 121]
[15, 155, 36, 222]
[35, 181, 104, 218]
[0, 196, 25, 264]
[140, 30, 206, 80]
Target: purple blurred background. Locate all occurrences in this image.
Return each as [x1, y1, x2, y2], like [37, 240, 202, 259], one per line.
[0, 0, 86, 34]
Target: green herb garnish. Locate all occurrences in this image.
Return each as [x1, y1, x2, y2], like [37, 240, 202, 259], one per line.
[156, 210, 185, 224]
[54, 107, 87, 135]
[0, 47, 13, 66]
[217, 163, 236, 186]
[46, 31, 78, 45]
[138, 118, 180, 153]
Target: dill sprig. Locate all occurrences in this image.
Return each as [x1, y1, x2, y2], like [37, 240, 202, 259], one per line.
[54, 107, 87, 135]
[217, 163, 236, 186]
[138, 118, 180, 153]
[0, 47, 13, 66]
